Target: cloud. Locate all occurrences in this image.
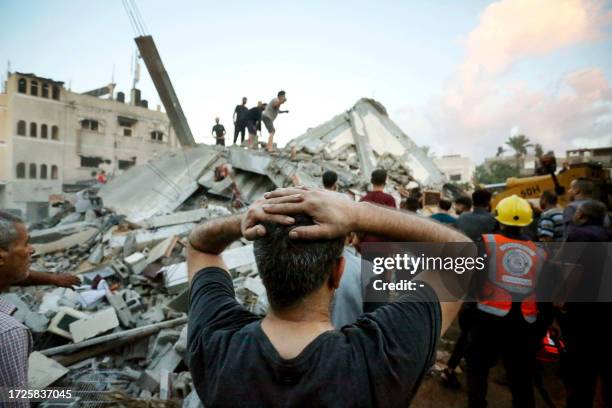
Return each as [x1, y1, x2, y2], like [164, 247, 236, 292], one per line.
[464, 0, 611, 74]
[396, 0, 612, 163]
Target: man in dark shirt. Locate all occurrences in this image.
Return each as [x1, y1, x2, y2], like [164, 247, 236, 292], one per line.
[455, 189, 498, 241]
[187, 188, 472, 407]
[360, 169, 396, 243]
[233, 97, 248, 145]
[211, 117, 226, 146]
[244, 102, 266, 149]
[561, 200, 612, 408]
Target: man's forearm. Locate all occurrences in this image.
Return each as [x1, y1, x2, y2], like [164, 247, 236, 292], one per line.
[189, 213, 243, 254]
[15, 271, 57, 286]
[354, 202, 470, 243]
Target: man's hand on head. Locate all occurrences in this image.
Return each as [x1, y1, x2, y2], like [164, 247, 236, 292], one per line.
[241, 194, 302, 240]
[261, 187, 359, 240]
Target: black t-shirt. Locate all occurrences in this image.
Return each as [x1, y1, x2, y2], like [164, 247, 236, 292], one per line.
[212, 124, 225, 137]
[244, 107, 263, 122]
[234, 105, 248, 122]
[187, 267, 441, 408]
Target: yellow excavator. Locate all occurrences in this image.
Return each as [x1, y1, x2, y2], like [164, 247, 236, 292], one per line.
[488, 157, 610, 209]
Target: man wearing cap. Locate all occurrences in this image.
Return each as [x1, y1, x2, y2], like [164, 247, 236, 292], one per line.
[465, 195, 551, 408]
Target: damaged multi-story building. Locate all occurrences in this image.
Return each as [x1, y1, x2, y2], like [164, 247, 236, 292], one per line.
[0, 72, 179, 221]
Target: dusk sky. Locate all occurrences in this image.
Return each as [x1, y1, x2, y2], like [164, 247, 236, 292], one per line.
[1, 0, 611, 163]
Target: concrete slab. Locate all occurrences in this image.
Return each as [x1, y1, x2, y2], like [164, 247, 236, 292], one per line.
[69, 307, 119, 343]
[139, 208, 216, 229]
[28, 352, 69, 389]
[98, 146, 221, 223]
[163, 244, 256, 294]
[110, 223, 194, 251]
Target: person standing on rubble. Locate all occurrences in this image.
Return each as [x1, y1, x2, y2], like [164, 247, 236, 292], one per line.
[186, 187, 473, 407]
[212, 117, 226, 147]
[0, 211, 34, 397]
[244, 101, 266, 149]
[233, 97, 248, 145]
[262, 90, 289, 153]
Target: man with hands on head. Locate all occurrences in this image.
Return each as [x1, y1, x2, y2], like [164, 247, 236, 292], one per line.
[186, 187, 473, 407]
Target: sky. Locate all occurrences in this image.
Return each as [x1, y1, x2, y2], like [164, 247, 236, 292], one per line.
[1, 0, 611, 164]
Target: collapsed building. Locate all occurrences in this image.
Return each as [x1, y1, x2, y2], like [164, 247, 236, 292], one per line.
[1, 96, 447, 406]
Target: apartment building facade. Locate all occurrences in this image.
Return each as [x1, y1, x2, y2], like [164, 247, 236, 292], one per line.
[0, 72, 179, 221]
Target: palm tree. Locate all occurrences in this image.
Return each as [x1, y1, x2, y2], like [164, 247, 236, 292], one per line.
[534, 143, 543, 158]
[506, 134, 530, 169]
[495, 146, 506, 157]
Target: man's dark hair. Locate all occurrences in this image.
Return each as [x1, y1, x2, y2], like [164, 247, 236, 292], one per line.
[322, 170, 338, 189]
[278, 90, 286, 97]
[472, 189, 492, 208]
[401, 197, 420, 212]
[371, 169, 387, 186]
[438, 198, 452, 211]
[454, 196, 472, 210]
[0, 211, 23, 250]
[573, 178, 594, 197]
[541, 190, 558, 206]
[578, 200, 607, 225]
[253, 215, 344, 310]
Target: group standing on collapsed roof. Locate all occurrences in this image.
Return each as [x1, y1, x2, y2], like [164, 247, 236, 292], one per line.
[214, 90, 289, 152]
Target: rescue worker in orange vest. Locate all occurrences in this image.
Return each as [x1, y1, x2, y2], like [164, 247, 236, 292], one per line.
[466, 195, 552, 408]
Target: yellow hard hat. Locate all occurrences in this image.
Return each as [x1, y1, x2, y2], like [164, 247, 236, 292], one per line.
[494, 195, 533, 227]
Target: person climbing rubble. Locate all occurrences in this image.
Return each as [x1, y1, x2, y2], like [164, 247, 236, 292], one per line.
[262, 90, 289, 153]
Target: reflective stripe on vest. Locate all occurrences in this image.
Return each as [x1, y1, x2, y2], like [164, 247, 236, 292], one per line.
[477, 234, 545, 323]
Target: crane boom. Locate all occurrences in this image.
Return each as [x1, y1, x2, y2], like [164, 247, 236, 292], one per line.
[134, 35, 196, 147]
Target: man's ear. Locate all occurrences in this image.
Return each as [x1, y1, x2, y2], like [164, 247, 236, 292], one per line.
[329, 256, 345, 290]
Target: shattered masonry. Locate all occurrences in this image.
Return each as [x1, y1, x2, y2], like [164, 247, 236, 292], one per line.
[1, 98, 445, 406]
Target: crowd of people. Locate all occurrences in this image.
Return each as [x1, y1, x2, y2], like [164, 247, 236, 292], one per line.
[212, 91, 288, 152]
[1, 165, 610, 407]
[184, 168, 610, 407]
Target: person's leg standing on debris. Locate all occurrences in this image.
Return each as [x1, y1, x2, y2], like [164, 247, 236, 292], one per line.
[262, 91, 288, 153]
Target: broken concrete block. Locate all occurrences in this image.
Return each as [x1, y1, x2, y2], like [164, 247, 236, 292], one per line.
[244, 276, 266, 297]
[137, 306, 165, 326]
[174, 325, 188, 355]
[24, 312, 50, 333]
[136, 369, 160, 393]
[183, 390, 204, 408]
[160, 369, 171, 400]
[106, 289, 142, 328]
[69, 307, 119, 343]
[87, 243, 104, 264]
[47, 307, 90, 340]
[124, 251, 147, 274]
[110, 259, 130, 280]
[150, 348, 182, 378]
[28, 351, 69, 389]
[145, 235, 179, 265]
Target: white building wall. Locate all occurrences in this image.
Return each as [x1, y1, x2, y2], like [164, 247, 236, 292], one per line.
[0, 72, 179, 221]
[433, 155, 475, 184]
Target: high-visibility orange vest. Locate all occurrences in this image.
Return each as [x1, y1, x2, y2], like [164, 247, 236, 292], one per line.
[477, 234, 546, 323]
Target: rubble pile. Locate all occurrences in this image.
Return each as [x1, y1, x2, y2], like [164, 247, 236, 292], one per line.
[3, 183, 263, 406]
[1, 97, 447, 406]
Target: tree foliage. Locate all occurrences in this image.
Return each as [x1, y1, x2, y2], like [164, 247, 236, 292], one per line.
[475, 162, 520, 184]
